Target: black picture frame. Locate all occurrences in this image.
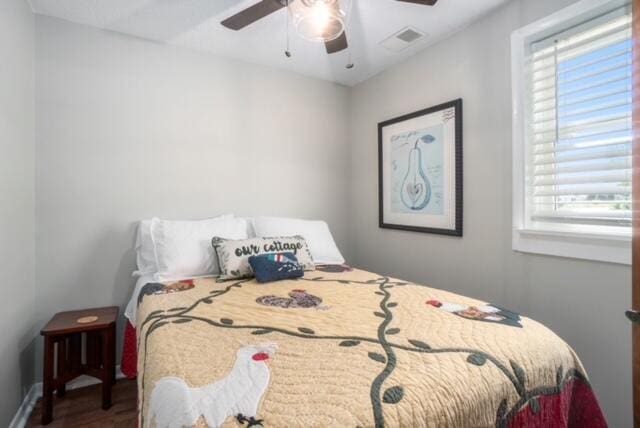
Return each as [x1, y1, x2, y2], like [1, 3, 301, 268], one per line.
[378, 99, 463, 236]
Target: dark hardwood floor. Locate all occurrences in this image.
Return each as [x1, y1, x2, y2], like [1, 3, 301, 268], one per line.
[26, 379, 137, 428]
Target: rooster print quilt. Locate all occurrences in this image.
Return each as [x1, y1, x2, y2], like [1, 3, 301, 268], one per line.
[136, 268, 606, 428]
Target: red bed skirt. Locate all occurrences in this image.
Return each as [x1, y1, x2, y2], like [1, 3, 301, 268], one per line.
[121, 320, 138, 379]
[507, 377, 606, 427]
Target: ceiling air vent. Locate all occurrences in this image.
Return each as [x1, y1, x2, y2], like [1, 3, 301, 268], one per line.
[380, 26, 427, 52]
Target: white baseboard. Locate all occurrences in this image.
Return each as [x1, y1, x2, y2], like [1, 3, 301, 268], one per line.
[9, 366, 126, 428]
[9, 383, 42, 428]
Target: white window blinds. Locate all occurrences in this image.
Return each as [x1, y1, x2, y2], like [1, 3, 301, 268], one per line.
[524, 5, 632, 235]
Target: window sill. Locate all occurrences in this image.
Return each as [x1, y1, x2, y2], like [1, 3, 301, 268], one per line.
[513, 228, 631, 265]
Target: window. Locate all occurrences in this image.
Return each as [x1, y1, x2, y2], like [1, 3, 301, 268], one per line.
[512, 0, 631, 264]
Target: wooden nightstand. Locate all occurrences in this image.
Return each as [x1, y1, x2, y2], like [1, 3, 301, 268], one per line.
[40, 306, 118, 425]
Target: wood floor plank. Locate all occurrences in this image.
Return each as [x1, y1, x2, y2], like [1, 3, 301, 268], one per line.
[26, 379, 137, 428]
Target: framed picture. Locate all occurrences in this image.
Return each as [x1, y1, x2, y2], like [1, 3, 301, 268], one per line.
[378, 99, 463, 236]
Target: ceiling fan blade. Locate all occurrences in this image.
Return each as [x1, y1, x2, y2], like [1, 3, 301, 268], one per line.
[395, 0, 438, 5]
[324, 0, 348, 54]
[325, 31, 348, 54]
[221, 0, 285, 31]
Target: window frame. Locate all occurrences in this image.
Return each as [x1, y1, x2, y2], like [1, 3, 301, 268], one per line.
[511, 0, 631, 265]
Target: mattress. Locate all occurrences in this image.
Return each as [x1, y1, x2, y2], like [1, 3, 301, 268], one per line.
[135, 266, 606, 427]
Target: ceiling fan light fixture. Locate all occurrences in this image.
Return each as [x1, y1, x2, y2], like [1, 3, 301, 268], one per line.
[292, 0, 345, 42]
[299, 0, 338, 6]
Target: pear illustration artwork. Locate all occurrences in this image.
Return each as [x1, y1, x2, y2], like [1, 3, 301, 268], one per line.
[400, 134, 434, 211]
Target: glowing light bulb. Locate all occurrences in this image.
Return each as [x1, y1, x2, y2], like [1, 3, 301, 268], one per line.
[311, 1, 331, 34]
[294, 0, 345, 42]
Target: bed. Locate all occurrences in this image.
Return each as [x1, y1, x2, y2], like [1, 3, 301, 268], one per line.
[123, 265, 606, 427]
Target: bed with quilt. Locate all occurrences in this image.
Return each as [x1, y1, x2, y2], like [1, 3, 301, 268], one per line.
[133, 265, 606, 428]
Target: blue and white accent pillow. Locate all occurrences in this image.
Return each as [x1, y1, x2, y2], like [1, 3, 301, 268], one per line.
[249, 252, 304, 283]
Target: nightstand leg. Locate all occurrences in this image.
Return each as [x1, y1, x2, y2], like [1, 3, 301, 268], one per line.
[42, 336, 54, 425]
[56, 338, 66, 398]
[101, 328, 113, 410]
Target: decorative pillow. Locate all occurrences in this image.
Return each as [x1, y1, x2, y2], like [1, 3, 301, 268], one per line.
[212, 236, 315, 280]
[150, 216, 247, 281]
[252, 216, 345, 265]
[248, 253, 304, 283]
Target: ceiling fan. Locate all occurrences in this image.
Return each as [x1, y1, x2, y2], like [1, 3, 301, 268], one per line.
[221, 0, 438, 55]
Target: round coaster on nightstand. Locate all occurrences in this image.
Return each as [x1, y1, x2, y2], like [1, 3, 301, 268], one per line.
[77, 315, 98, 324]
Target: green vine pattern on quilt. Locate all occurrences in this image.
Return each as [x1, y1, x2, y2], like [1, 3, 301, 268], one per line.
[138, 274, 589, 428]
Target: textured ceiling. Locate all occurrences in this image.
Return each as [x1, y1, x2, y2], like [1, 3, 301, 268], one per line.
[29, 0, 508, 86]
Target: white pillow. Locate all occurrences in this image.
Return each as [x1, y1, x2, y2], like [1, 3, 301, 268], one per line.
[133, 214, 233, 276]
[240, 217, 257, 238]
[133, 219, 156, 276]
[252, 217, 345, 265]
[150, 216, 246, 281]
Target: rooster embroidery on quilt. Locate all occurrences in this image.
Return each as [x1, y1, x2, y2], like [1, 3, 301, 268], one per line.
[147, 343, 277, 428]
[315, 264, 353, 273]
[256, 289, 327, 310]
[426, 299, 523, 328]
[138, 279, 195, 306]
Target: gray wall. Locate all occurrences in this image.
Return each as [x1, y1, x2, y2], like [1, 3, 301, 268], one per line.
[0, 0, 36, 425]
[34, 16, 351, 378]
[349, 0, 631, 426]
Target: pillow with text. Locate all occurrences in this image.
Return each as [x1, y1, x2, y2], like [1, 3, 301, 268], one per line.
[212, 236, 315, 280]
